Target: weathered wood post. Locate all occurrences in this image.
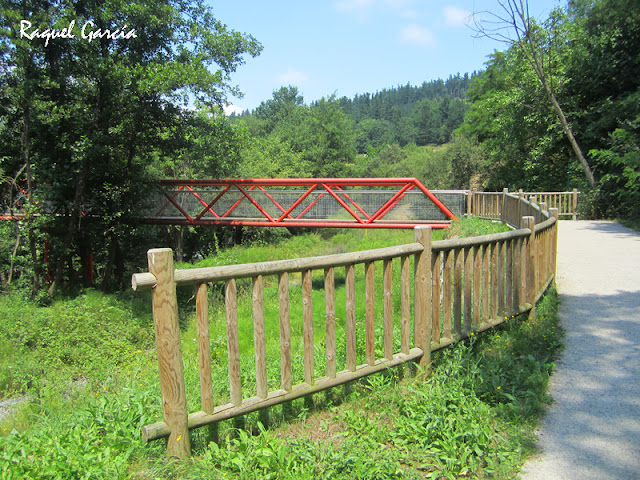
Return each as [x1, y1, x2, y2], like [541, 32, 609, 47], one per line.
[196, 283, 214, 414]
[521, 217, 537, 321]
[466, 190, 473, 217]
[518, 189, 524, 221]
[500, 188, 509, 223]
[549, 208, 559, 285]
[572, 188, 578, 220]
[414, 226, 432, 371]
[147, 248, 190, 458]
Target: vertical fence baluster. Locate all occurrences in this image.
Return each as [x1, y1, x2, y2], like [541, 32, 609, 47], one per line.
[196, 283, 214, 414]
[522, 216, 536, 320]
[482, 244, 490, 323]
[383, 259, 393, 360]
[365, 261, 375, 366]
[453, 248, 462, 337]
[432, 251, 441, 345]
[278, 273, 292, 391]
[498, 241, 505, 316]
[302, 269, 314, 385]
[345, 264, 357, 371]
[513, 236, 521, 310]
[253, 275, 267, 399]
[401, 255, 411, 354]
[325, 267, 336, 378]
[464, 247, 473, 334]
[443, 250, 453, 340]
[473, 246, 481, 328]
[225, 279, 242, 406]
[506, 240, 513, 316]
[490, 242, 498, 320]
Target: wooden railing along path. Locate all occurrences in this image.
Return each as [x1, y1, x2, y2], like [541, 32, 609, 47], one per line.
[467, 188, 579, 220]
[132, 193, 559, 457]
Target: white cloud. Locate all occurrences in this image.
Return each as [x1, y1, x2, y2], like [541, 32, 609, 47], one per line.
[276, 69, 309, 86]
[443, 6, 472, 27]
[333, 0, 375, 13]
[400, 24, 434, 46]
[223, 104, 244, 116]
[334, 0, 417, 20]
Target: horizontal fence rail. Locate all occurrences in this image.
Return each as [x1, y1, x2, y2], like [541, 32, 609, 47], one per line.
[132, 193, 560, 457]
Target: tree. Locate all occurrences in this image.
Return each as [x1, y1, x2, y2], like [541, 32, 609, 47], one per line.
[474, 0, 597, 187]
[253, 85, 304, 135]
[0, 0, 262, 292]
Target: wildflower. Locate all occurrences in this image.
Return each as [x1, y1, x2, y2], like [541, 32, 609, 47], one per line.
[497, 386, 501, 390]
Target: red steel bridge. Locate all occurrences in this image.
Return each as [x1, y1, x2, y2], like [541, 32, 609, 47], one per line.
[144, 178, 459, 229]
[2, 178, 461, 229]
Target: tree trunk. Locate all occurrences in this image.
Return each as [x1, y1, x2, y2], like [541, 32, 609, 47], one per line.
[543, 82, 597, 187]
[48, 160, 90, 294]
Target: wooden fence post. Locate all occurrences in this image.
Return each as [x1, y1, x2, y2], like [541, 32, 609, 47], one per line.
[467, 190, 473, 217]
[414, 226, 432, 371]
[549, 208, 559, 284]
[521, 217, 537, 321]
[500, 188, 508, 223]
[147, 248, 190, 458]
[572, 188, 578, 220]
[518, 189, 524, 221]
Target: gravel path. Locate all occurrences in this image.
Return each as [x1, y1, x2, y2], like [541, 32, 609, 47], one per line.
[520, 221, 640, 479]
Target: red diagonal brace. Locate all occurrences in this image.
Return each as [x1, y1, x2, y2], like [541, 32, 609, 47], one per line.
[163, 190, 193, 222]
[278, 184, 317, 222]
[368, 183, 414, 223]
[223, 185, 257, 218]
[296, 191, 326, 219]
[334, 186, 371, 220]
[195, 185, 230, 220]
[235, 185, 276, 223]
[322, 184, 364, 224]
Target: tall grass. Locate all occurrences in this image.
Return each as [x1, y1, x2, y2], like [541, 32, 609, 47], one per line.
[0, 219, 562, 479]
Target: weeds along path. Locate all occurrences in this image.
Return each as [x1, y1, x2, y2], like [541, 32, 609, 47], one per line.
[520, 221, 640, 479]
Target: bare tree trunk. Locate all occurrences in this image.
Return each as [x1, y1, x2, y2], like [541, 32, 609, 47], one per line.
[544, 84, 596, 187]
[474, 0, 597, 187]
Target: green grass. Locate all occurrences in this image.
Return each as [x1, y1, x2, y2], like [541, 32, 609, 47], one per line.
[0, 218, 562, 479]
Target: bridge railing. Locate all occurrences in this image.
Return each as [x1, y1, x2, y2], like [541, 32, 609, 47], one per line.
[131, 198, 559, 458]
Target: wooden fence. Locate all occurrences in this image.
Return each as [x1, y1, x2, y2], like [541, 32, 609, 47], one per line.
[468, 188, 579, 220]
[132, 194, 560, 457]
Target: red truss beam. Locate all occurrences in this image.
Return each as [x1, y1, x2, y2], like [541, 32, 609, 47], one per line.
[142, 178, 457, 229]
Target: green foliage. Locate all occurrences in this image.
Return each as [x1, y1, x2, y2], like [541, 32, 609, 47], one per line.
[0, 290, 154, 397]
[0, 0, 262, 292]
[0, 389, 156, 479]
[237, 91, 356, 178]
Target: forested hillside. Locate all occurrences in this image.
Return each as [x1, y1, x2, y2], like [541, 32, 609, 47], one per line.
[1, 0, 638, 296]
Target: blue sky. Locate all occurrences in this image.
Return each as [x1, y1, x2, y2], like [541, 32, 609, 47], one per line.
[209, 0, 564, 113]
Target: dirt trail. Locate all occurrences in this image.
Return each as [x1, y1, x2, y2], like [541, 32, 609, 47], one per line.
[520, 221, 640, 479]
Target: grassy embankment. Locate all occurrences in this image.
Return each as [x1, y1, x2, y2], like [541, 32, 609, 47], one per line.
[0, 218, 563, 479]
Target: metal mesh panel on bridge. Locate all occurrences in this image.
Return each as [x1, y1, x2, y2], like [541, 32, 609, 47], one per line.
[156, 189, 465, 222]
